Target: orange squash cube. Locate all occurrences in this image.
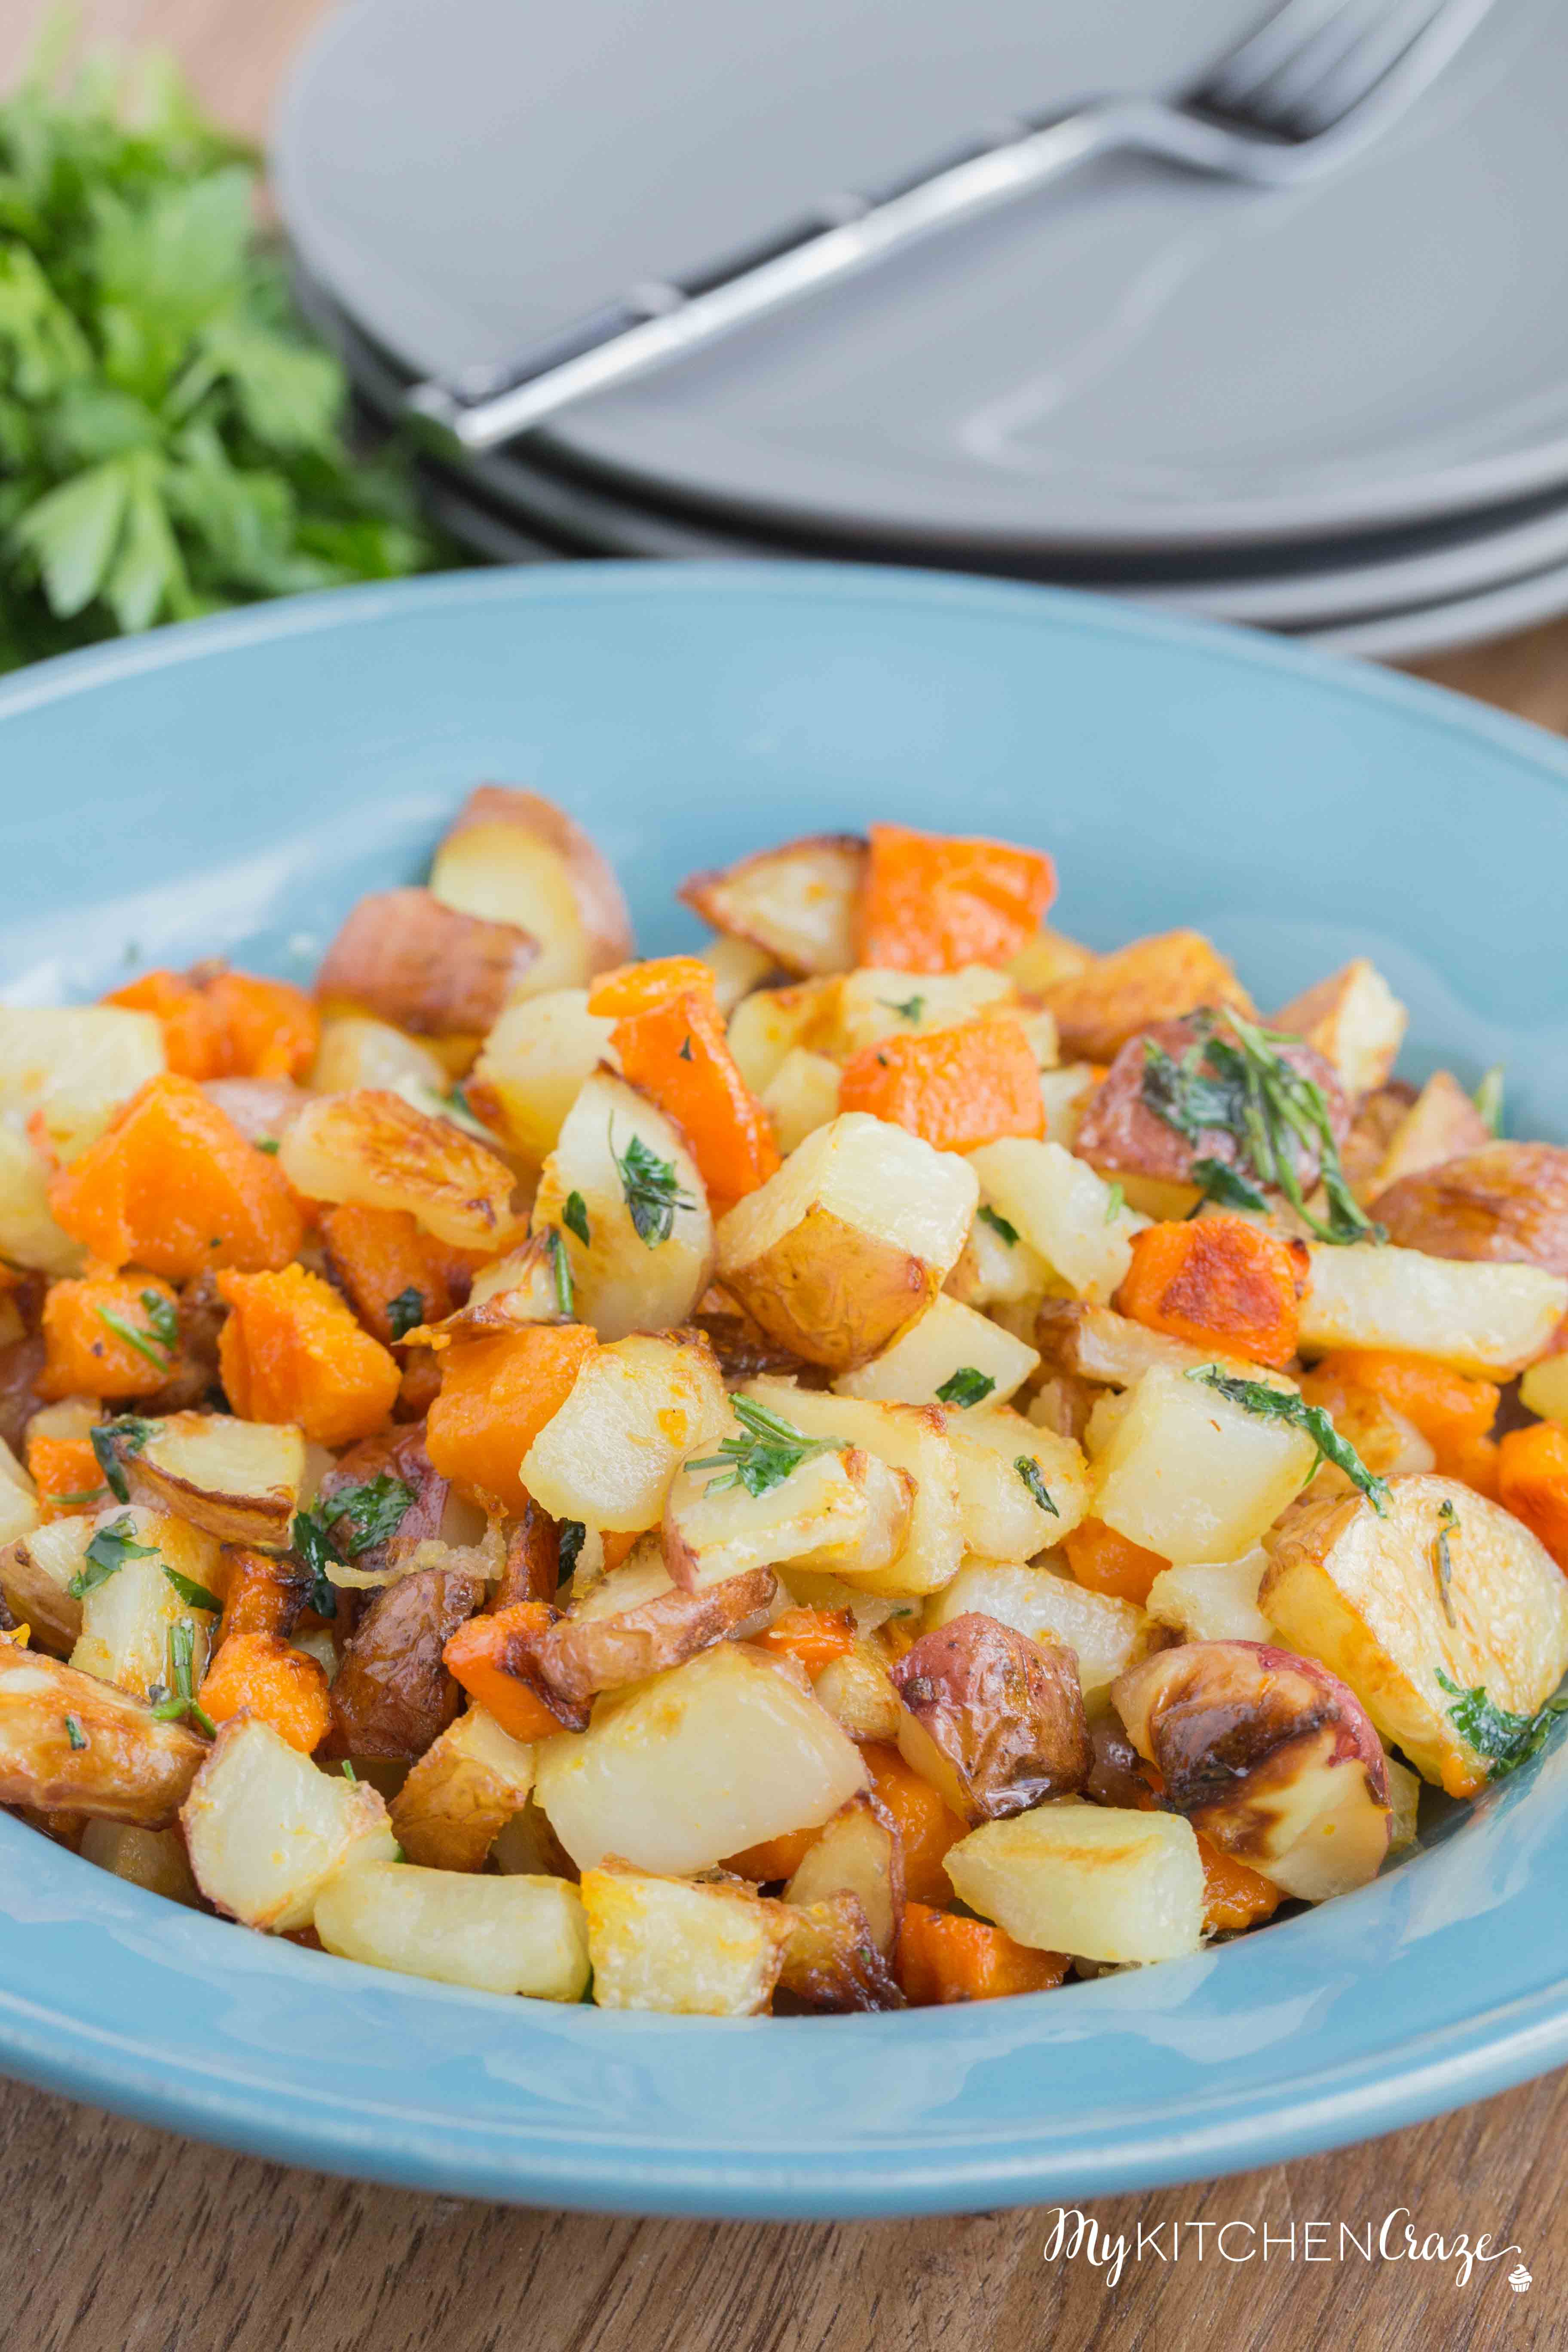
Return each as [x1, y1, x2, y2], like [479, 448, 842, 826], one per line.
[217, 1262, 400, 1448]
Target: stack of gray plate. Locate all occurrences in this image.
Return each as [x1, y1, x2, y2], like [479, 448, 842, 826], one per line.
[276, 0, 1568, 658]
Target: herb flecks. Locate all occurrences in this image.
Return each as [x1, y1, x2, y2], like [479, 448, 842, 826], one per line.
[164, 1565, 222, 1614]
[90, 1415, 159, 1503]
[879, 995, 925, 1023]
[1014, 1457, 1059, 1516]
[68, 1514, 158, 1597]
[291, 1509, 339, 1618]
[936, 1366, 995, 1409]
[563, 1191, 591, 1248]
[1433, 1500, 1460, 1629]
[978, 1205, 1019, 1247]
[688, 1398, 844, 1500]
[386, 1286, 424, 1341]
[1436, 1670, 1568, 1779]
[1475, 1066, 1505, 1138]
[1103, 1182, 1125, 1225]
[546, 1228, 574, 1315]
[1185, 1366, 1389, 1513]
[150, 1617, 214, 1737]
[612, 1125, 694, 1248]
[95, 1288, 178, 1371]
[65, 1714, 86, 1751]
[322, 1475, 415, 1558]
[557, 1519, 587, 1579]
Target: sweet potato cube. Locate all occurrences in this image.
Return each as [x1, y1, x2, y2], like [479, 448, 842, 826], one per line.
[103, 971, 229, 1079]
[1115, 1214, 1304, 1369]
[426, 1323, 597, 1511]
[217, 1263, 401, 1448]
[897, 1899, 1066, 2003]
[605, 975, 779, 1214]
[857, 824, 1056, 974]
[838, 1018, 1044, 1157]
[40, 1273, 183, 1400]
[320, 1202, 483, 1345]
[198, 1630, 331, 1753]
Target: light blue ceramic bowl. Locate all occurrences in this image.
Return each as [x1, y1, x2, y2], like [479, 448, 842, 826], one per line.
[3, 564, 1568, 2217]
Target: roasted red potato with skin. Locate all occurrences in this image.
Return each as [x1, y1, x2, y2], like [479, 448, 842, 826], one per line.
[679, 834, 866, 978]
[532, 1566, 777, 1706]
[773, 1890, 906, 2012]
[1112, 1639, 1391, 1902]
[490, 1499, 562, 1610]
[1375, 1143, 1568, 1292]
[891, 1613, 1090, 1824]
[326, 1565, 486, 1759]
[316, 1422, 478, 1578]
[432, 785, 634, 991]
[0, 1645, 207, 1826]
[315, 887, 538, 1039]
[0, 1326, 46, 1455]
[784, 1787, 903, 1955]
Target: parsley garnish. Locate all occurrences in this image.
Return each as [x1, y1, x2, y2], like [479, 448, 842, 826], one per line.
[95, 1288, 178, 1370]
[1187, 1155, 1269, 1216]
[386, 1286, 424, 1341]
[150, 1618, 214, 1737]
[546, 1228, 574, 1315]
[255, 1136, 281, 1155]
[1433, 1499, 1460, 1629]
[1103, 1182, 1125, 1225]
[563, 1191, 591, 1248]
[324, 1475, 415, 1557]
[558, 1519, 587, 1578]
[678, 1035, 694, 1061]
[90, 1415, 159, 1504]
[936, 1366, 995, 1409]
[164, 1566, 222, 1614]
[611, 1125, 694, 1247]
[1436, 1670, 1568, 1779]
[68, 1514, 158, 1596]
[1185, 1366, 1389, 1513]
[291, 1509, 338, 1618]
[1014, 1457, 1059, 1516]
[341, 1760, 357, 1782]
[688, 1397, 844, 1499]
[65, 1714, 86, 1752]
[1141, 1008, 1379, 1246]
[879, 994, 925, 1023]
[1475, 1066, 1504, 1138]
[978, 1205, 1019, 1247]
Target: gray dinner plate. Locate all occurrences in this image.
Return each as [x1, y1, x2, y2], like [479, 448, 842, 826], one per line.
[276, 0, 1568, 555]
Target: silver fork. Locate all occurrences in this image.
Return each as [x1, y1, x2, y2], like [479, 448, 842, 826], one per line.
[407, 0, 1501, 453]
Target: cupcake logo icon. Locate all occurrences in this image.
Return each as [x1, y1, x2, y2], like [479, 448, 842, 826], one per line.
[1509, 2263, 1532, 2293]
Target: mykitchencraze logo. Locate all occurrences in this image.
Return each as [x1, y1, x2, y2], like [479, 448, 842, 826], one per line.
[1042, 2207, 1525, 2290]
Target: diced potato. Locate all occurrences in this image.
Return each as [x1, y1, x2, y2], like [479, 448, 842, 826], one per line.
[665, 1441, 913, 1587]
[893, 1612, 1089, 1821]
[775, 1893, 904, 2011]
[1145, 1548, 1274, 1644]
[945, 1205, 1052, 1313]
[1006, 926, 1096, 995]
[1093, 1365, 1316, 1565]
[181, 1714, 396, 1930]
[0, 1515, 91, 1654]
[967, 1139, 1147, 1304]
[717, 1114, 978, 1371]
[281, 1087, 516, 1252]
[315, 1858, 589, 1998]
[1034, 1298, 1259, 1389]
[309, 1015, 450, 1096]
[581, 1865, 788, 2014]
[680, 833, 866, 978]
[79, 1816, 201, 1905]
[1272, 960, 1407, 1099]
[117, 1413, 306, 1550]
[698, 934, 776, 1014]
[829, 966, 1018, 1057]
[1371, 1071, 1491, 1194]
[1262, 1473, 1568, 1798]
[315, 887, 539, 1043]
[726, 980, 836, 1096]
[740, 1379, 965, 1596]
[809, 1640, 903, 1742]
[490, 1795, 576, 1880]
[835, 1293, 1039, 1409]
[1082, 1388, 1133, 1461]
[927, 1559, 1159, 1700]
[784, 1791, 902, 1953]
[946, 1406, 1090, 1560]
[760, 1047, 841, 1156]
[1297, 1243, 1567, 1378]
[530, 1069, 713, 1341]
[1520, 1352, 1568, 1426]
[429, 784, 633, 997]
[389, 1704, 536, 1870]
[1037, 1063, 1098, 1149]
[0, 1645, 205, 1825]
[1385, 1753, 1421, 1853]
[1038, 930, 1255, 1065]
[945, 1802, 1205, 1964]
[0, 1006, 165, 1166]
[70, 1508, 223, 1703]
[466, 989, 616, 1161]
[521, 1330, 728, 1532]
[534, 1641, 867, 1873]
[0, 1125, 81, 1276]
[536, 1564, 775, 1702]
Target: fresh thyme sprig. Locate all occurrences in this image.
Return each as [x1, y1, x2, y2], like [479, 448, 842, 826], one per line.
[150, 1617, 214, 1736]
[1186, 1365, 1389, 1513]
[95, 1289, 178, 1370]
[1433, 1499, 1460, 1629]
[687, 1397, 845, 1500]
[610, 1123, 695, 1247]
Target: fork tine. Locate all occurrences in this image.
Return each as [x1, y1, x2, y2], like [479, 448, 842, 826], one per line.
[1193, 0, 1363, 110]
[1233, 0, 1409, 124]
[1282, 0, 1462, 132]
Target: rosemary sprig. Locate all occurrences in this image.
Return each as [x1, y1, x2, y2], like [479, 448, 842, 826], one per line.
[1186, 1365, 1388, 1513]
[687, 1397, 844, 1500]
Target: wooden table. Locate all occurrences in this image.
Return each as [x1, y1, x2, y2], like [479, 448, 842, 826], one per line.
[3, 6, 1567, 2346]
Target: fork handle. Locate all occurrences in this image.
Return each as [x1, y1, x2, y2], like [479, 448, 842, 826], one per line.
[405, 99, 1243, 454]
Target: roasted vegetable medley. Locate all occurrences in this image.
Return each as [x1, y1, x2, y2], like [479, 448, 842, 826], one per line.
[5, 798, 1568, 2014]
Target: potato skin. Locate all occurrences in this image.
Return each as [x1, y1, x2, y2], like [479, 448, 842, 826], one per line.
[327, 1565, 486, 1758]
[1375, 1143, 1568, 1286]
[891, 1613, 1090, 1821]
[532, 1566, 777, 1705]
[1076, 1017, 1350, 1195]
[0, 1647, 206, 1825]
[446, 785, 634, 978]
[318, 1423, 456, 1577]
[315, 887, 538, 1037]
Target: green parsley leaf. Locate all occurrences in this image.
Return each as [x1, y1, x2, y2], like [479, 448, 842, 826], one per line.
[546, 1228, 574, 1315]
[255, 1136, 281, 1155]
[1103, 1182, 1125, 1225]
[563, 1190, 591, 1248]
[89, 1414, 159, 1503]
[164, 1565, 222, 1614]
[1185, 1365, 1389, 1513]
[291, 1508, 338, 1618]
[65, 1713, 86, 1751]
[69, 1513, 159, 1596]
[141, 1289, 179, 1351]
[879, 995, 925, 1023]
[385, 1285, 425, 1341]
[557, 1519, 587, 1579]
[935, 1366, 996, 1409]
[1014, 1457, 1059, 1516]
[1474, 1066, 1505, 1138]
[1433, 1498, 1459, 1629]
[611, 1124, 695, 1247]
[150, 1617, 214, 1736]
[977, 1205, 1019, 1247]
[1435, 1670, 1568, 1779]
[688, 1397, 844, 1500]
[323, 1474, 415, 1557]
[94, 1295, 176, 1369]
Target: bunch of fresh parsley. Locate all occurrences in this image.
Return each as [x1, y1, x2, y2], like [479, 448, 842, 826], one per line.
[0, 39, 442, 674]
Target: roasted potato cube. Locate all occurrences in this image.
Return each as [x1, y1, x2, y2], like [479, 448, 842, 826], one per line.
[946, 1405, 1090, 1560]
[726, 980, 836, 1096]
[828, 966, 1019, 1058]
[521, 1330, 728, 1532]
[181, 1714, 395, 1929]
[945, 1802, 1205, 1964]
[328, 1565, 485, 1760]
[0, 1645, 205, 1825]
[530, 1069, 713, 1341]
[281, 1087, 517, 1252]
[1114, 1640, 1391, 1901]
[679, 833, 866, 977]
[1145, 1547, 1274, 1644]
[532, 1565, 776, 1703]
[1374, 1142, 1568, 1290]
[967, 1139, 1147, 1304]
[79, 1817, 200, 1905]
[834, 1292, 1039, 1410]
[664, 1441, 913, 1589]
[775, 1891, 905, 2011]
[1520, 1351, 1568, 1425]
[1034, 1298, 1256, 1389]
[1006, 925, 1095, 995]
[309, 1014, 450, 1096]
[116, 1412, 306, 1550]
[927, 1560, 1159, 1700]
[1271, 960, 1407, 1098]
[738, 1379, 965, 1596]
[1037, 1063, 1098, 1151]
[466, 989, 617, 1162]
[1370, 1072, 1491, 1194]
[0, 1514, 89, 1654]
[1297, 1242, 1567, 1378]
[0, 1125, 80, 1276]
[1262, 1473, 1568, 1797]
[388, 1703, 537, 1870]
[1038, 931, 1255, 1065]
[315, 886, 539, 1039]
[534, 1641, 867, 1873]
[784, 1788, 903, 1954]
[807, 1639, 903, 1743]
[698, 934, 776, 1015]
[315, 1858, 589, 1997]
[580, 1865, 790, 2014]
[717, 1113, 977, 1371]
[70, 1508, 221, 1703]
[0, 1007, 165, 1168]
[945, 1203, 1052, 1314]
[1093, 1365, 1317, 1565]
[429, 784, 633, 996]
[759, 1047, 841, 1156]
[490, 1795, 576, 1880]
[892, 1612, 1089, 1822]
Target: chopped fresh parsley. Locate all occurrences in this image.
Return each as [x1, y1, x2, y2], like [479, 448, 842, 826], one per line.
[1103, 1182, 1125, 1225]
[677, 1035, 694, 1061]
[977, 1205, 1019, 1247]
[879, 994, 925, 1023]
[291, 1508, 339, 1617]
[68, 1513, 158, 1596]
[64, 1714, 86, 1752]
[1185, 1366, 1389, 1513]
[688, 1397, 844, 1500]
[563, 1191, 591, 1248]
[1187, 1155, 1269, 1216]
[1436, 1670, 1568, 1779]
[557, 1519, 587, 1579]
[935, 1366, 995, 1409]
[1474, 1066, 1505, 1138]
[164, 1565, 222, 1614]
[1014, 1457, 1059, 1516]
[95, 1287, 178, 1370]
[611, 1125, 694, 1247]
[150, 1617, 214, 1737]
[323, 1475, 415, 1557]
[1433, 1499, 1460, 1629]
[546, 1228, 574, 1315]
[385, 1285, 425, 1341]
[255, 1136, 281, 1155]
[90, 1415, 159, 1503]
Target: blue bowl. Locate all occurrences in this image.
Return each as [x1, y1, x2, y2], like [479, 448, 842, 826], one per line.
[4, 563, 1568, 2217]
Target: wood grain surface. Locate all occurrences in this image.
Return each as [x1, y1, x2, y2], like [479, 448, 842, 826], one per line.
[3, 5, 1567, 2346]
